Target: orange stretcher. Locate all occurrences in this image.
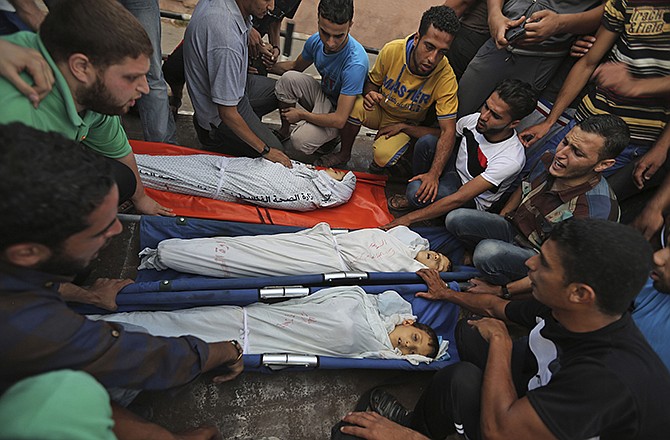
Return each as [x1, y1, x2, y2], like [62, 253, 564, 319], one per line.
[130, 140, 393, 228]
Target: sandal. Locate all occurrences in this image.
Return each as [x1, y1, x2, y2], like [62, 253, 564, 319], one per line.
[388, 194, 412, 211]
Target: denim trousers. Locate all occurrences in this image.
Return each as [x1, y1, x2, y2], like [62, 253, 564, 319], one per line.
[445, 208, 537, 284]
[405, 134, 475, 209]
[119, 0, 177, 144]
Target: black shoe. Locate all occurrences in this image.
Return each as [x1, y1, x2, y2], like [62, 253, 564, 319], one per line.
[316, 136, 341, 155]
[369, 389, 413, 427]
[367, 161, 385, 174]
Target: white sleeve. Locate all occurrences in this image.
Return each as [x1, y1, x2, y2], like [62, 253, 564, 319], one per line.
[456, 113, 479, 136]
[480, 139, 526, 186]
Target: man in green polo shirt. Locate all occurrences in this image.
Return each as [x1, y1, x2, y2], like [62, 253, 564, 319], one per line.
[0, 0, 172, 216]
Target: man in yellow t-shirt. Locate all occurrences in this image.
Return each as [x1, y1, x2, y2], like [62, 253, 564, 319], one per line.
[316, 5, 459, 204]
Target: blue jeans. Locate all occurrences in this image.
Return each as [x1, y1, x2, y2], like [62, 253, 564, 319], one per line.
[119, 0, 177, 144]
[406, 135, 473, 208]
[445, 208, 537, 284]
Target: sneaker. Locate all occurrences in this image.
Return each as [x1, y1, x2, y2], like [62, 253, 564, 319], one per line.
[369, 389, 413, 427]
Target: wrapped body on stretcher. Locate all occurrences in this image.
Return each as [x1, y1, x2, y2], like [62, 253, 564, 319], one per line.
[139, 223, 452, 278]
[90, 286, 448, 364]
[136, 154, 356, 211]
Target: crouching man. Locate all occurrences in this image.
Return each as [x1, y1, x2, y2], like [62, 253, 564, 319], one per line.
[0, 123, 243, 438]
[338, 219, 670, 439]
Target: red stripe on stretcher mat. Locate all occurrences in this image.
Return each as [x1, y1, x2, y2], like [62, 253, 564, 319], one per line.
[130, 140, 393, 228]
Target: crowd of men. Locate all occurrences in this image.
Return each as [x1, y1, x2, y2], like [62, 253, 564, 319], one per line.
[0, 0, 669, 438]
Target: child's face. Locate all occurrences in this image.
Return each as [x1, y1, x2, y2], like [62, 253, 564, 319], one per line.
[415, 250, 451, 272]
[324, 168, 347, 181]
[388, 320, 433, 356]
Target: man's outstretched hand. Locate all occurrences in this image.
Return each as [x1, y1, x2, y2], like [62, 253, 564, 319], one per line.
[415, 268, 452, 301]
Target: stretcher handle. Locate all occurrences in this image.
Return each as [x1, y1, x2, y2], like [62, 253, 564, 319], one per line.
[323, 272, 369, 282]
[260, 286, 310, 299]
[261, 353, 320, 370]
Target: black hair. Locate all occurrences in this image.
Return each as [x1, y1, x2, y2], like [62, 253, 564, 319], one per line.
[0, 123, 114, 251]
[549, 219, 652, 316]
[40, 0, 152, 68]
[318, 0, 353, 24]
[418, 5, 460, 37]
[576, 114, 630, 161]
[493, 79, 537, 121]
[412, 322, 440, 358]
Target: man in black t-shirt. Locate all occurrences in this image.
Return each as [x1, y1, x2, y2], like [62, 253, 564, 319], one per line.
[337, 219, 670, 440]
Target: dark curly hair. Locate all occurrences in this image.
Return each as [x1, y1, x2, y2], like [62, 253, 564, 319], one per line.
[494, 79, 537, 121]
[318, 0, 354, 24]
[0, 123, 114, 251]
[549, 219, 652, 316]
[418, 5, 460, 37]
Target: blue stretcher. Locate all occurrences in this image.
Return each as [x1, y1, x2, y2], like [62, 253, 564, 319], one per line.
[81, 216, 478, 372]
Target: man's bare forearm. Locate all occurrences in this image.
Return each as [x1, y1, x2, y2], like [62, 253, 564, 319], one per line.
[218, 106, 265, 152]
[434, 286, 510, 319]
[363, 79, 380, 96]
[554, 5, 604, 35]
[480, 333, 517, 438]
[427, 121, 456, 177]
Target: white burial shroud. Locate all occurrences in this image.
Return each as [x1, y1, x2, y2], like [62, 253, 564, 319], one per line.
[138, 223, 431, 278]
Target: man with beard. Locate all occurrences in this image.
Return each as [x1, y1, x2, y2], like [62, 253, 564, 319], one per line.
[0, 0, 177, 310]
[0, 123, 242, 439]
[382, 79, 536, 224]
[309, 5, 457, 170]
[0, 0, 171, 217]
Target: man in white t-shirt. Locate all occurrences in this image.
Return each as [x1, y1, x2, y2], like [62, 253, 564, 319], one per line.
[383, 79, 536, 229]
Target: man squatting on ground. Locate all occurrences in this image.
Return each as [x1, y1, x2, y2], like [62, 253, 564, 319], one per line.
[0, 123, 242, 439]
[383, 78, 537, 226]
[184, 0, 292, 167]
[339, 219, 670, 439]
[318, 5, 460, 179]
[272, 0, 369, 159]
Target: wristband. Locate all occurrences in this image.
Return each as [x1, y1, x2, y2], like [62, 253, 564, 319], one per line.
[260, 144, 271, 156]
[229, 339, 243, 362]
[501, 285, 512, 300]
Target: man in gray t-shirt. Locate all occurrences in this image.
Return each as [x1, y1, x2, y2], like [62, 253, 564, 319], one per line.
[184, 0, 291, 167]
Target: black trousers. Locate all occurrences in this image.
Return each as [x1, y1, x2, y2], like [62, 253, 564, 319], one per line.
[411, 319, 535, 439]
[107, 157, 136, 204]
